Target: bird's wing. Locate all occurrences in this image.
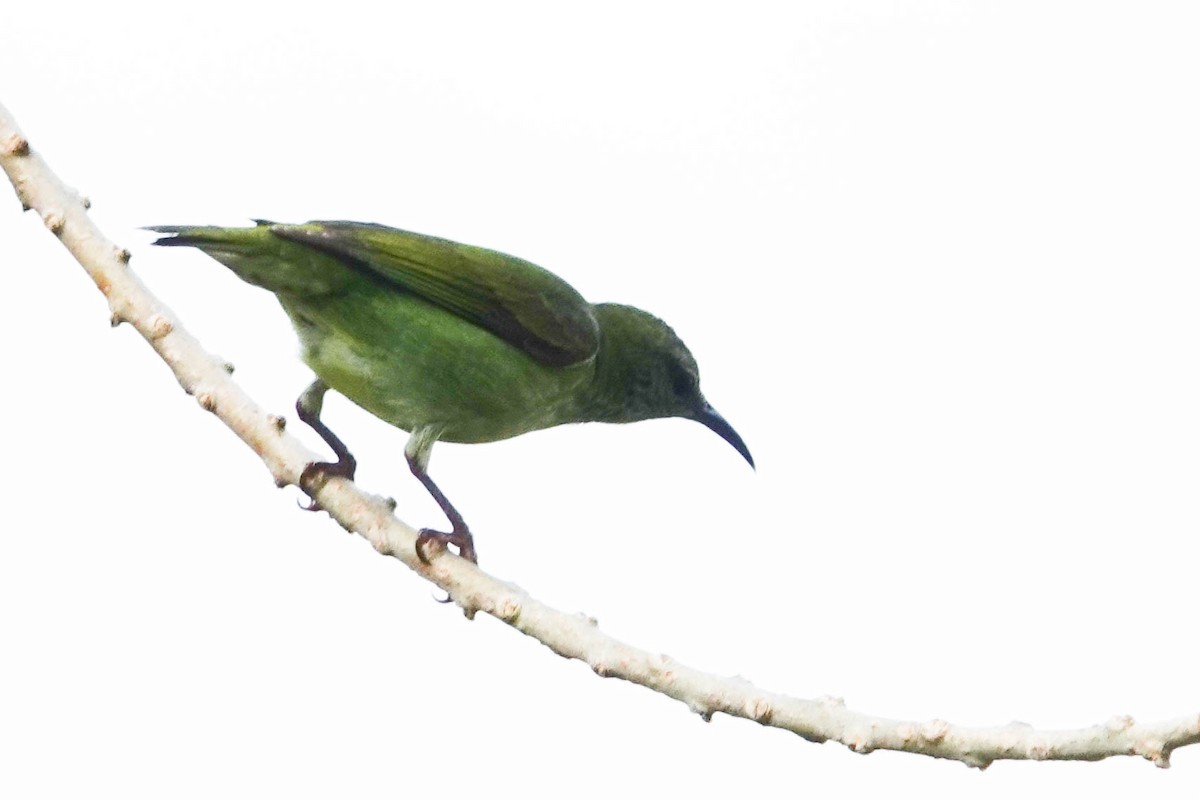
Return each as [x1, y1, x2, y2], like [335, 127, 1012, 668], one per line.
[270, 221, 600, 368]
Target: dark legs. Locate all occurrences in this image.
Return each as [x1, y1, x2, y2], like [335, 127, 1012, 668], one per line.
[296, 379, 357, 508]
[407, 426, 477, 564]
[295, 382, 476, 564]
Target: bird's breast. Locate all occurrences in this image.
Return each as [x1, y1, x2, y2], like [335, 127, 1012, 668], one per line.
[280, 287, 594, 444]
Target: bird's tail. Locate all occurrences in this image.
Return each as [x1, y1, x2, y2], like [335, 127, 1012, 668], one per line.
[147, 221, 351, 296]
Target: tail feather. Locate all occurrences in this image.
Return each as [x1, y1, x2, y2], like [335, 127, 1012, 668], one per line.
[146, 222, 353, 296]
[144, 225, 234, 248]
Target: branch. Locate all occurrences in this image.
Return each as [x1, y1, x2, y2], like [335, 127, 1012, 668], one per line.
[3, 101, 1197, 770]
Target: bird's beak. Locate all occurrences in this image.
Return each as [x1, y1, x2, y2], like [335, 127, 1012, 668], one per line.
[694, 403, 755, 469]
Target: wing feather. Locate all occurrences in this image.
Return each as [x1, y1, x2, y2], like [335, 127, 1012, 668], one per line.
[271, 222, 599, 368]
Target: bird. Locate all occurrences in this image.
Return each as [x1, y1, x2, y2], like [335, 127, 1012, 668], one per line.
[148, 220, 753, 564]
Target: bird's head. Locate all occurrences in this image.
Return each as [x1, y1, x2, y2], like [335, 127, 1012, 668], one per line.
[590, 304, 754, 468]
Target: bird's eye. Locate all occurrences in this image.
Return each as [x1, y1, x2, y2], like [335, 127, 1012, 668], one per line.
[670, 365, 695, 398]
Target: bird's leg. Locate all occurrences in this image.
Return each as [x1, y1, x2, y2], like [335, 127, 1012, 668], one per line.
[411, 467, 477, 565]
[406, 427, 477, 564]
[296, 379, 357, 510]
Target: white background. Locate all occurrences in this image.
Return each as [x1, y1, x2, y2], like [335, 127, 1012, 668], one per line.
[2, 2, 1198, 796]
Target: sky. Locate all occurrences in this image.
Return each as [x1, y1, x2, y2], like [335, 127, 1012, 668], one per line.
[2, 1, 1199, 796]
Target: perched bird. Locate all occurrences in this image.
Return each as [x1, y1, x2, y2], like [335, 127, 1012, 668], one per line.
[149, 221, 753, 563]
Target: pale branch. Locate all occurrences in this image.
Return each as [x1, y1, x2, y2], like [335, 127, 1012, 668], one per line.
[3, 101, 1197, 770]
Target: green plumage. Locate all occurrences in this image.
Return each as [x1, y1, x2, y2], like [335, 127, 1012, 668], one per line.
[149, 220, 751, 562]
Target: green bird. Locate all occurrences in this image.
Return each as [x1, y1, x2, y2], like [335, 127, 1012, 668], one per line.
[149, 221, 753, 563]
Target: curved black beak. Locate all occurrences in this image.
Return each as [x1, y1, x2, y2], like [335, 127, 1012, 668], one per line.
[694, 403, 755, 469]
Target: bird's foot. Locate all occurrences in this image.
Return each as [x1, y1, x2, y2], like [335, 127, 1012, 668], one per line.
[298, 457, 357, 511]
[415, 526, 477, 565]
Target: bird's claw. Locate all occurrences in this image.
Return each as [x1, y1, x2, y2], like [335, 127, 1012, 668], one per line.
[415, 527, 478, 565]
[298, 459, 357, 512]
